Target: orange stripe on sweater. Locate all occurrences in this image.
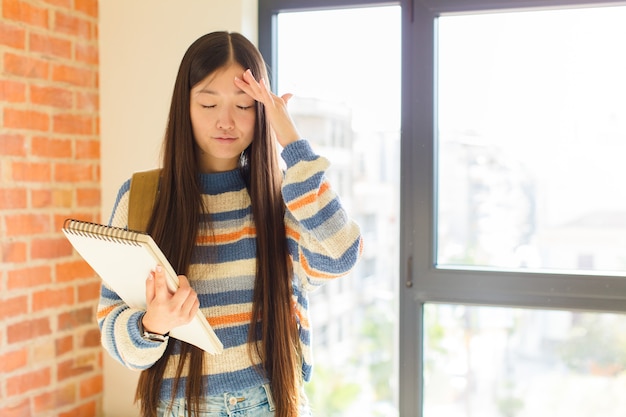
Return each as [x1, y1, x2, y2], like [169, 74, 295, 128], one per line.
[96, 305, 117, 320]
[294, 307, 310, 329]
[286, 226, 300, 242]
[207, 312, 252, 327]
[197, 226, 256, 245]
[299, 247, 338, 280]
[287, 182, 330, 212]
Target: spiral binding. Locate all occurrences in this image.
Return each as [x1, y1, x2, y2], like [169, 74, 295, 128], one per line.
[63, 218, 143, 246]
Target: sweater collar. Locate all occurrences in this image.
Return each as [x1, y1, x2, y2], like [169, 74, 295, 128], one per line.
[198, 169, 246, 194]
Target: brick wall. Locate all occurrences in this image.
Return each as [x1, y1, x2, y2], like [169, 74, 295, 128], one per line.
[0, 0, 102, 416]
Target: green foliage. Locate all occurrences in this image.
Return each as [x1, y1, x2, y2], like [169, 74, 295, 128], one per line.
[559, 313, 626, 374]
[305, 301, 396, 415]
[496, 380, 524, 417]
[423, 304, 447, 376]
[496, 395, 524, 417]
[305, 365, 362, 417]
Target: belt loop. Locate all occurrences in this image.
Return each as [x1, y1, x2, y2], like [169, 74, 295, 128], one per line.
[262, 383, 276, 412]
[223, 393, 232, 416]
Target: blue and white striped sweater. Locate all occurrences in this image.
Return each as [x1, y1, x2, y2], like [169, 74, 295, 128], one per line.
[98, 139, 363, 397]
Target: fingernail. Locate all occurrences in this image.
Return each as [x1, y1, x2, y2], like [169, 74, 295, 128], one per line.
[155, 265, 162, 273]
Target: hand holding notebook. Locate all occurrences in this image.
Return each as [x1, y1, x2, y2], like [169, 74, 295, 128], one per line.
[62, 218, 223, 354]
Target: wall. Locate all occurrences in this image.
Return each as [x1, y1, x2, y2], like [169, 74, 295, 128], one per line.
[0, 0, 101, 416]
[100, 0, 258, 219]
[1, 0, 257, 416]
[99, 1, 257, 416]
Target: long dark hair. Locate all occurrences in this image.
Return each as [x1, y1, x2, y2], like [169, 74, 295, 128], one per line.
[135, 32, 300, 417]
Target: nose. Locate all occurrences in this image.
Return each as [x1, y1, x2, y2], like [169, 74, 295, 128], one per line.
[216, 107, 234, 130]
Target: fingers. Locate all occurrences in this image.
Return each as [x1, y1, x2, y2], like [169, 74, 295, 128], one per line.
[235, 69, 276, 104]
[233, 70, 255, 98]
[152, 265, 170, 298]
[175, 275, 200, 319]
[143, 268, 199, 334]
[234, 69, 300, 147]
[145, 265, 177, 304]
[146, 269, 156, 303]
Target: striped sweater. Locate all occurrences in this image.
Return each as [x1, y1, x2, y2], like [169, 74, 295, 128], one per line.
[98, 139, 363, 398]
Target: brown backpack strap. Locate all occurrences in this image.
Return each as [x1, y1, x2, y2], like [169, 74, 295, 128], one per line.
[128, 169, 161, 233]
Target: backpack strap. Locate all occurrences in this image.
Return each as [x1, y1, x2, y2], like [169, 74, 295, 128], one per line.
[128, 169, 161, 233]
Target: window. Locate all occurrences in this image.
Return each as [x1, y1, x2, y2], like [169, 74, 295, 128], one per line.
[260, 3, 401, 416]
[424, 304, 626, 416]
[426, 6, 626, 416]
[437, 7, 626, 273]
[259, 1, 626, 416]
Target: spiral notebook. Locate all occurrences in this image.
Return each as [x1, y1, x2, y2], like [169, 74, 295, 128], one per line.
[62, 218, 223, 354]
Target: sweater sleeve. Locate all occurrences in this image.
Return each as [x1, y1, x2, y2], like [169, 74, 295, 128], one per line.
[281, 140, 363, 291]
[96, 179, 167, 370]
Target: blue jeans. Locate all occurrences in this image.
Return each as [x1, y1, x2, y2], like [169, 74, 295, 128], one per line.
[156, 384, 312, 417]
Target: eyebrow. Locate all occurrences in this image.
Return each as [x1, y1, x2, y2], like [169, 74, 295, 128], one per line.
[197, 88, 247, 96]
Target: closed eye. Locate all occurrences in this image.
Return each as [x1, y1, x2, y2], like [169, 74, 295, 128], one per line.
[237, 105, 255, 110]
[201, 104, 216, 109]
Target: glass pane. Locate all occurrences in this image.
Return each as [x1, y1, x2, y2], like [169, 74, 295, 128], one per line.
[277, 6, 400, 417]
[424, 303, 626, 417]
[437, 6, 626, 273]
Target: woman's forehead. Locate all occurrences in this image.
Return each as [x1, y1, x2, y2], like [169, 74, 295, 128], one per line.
[192, 64, 246, 94]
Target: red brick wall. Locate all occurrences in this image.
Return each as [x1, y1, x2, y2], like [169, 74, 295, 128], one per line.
[0, 0, 102, 416]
